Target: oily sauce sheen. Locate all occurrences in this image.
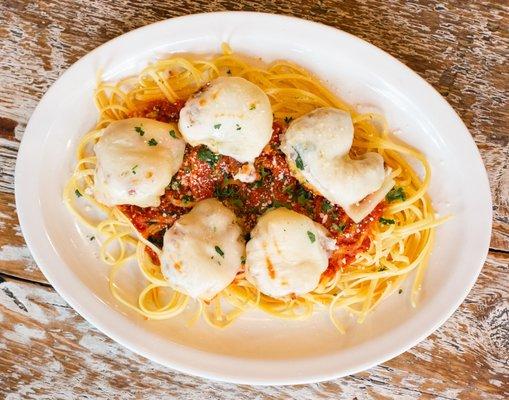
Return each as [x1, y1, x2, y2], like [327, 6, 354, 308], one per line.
[118, 99, 385, 274]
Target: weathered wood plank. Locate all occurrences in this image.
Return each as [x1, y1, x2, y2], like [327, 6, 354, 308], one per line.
[0, 0, 508, 282]
[0, 192, 47, 284]
[0, 250, 507, 399]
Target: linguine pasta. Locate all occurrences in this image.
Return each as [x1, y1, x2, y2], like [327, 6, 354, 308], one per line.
[64, 44, 448, 332]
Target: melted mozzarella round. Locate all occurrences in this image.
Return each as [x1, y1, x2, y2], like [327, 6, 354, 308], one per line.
[94, 118, 185, 208]
[245, 208, 336, 298]
[281, 108, 390, 223]
[161, 199, 244, 301]
[178, 77, 273, 163]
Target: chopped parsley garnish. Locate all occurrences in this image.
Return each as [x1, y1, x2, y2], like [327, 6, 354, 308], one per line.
[169, 129, 177, 138]
[230, 198, 243, 207]
[236, 124, 242, 131]
[259, 166, 269, 179]
[131, 164, 138, 174]
[135, 126, 145, 136]
[379, 217, 396, 225]
[214, 123, 221, 129]
[170, 180, 180, 190]
[321, 201, 333, 212]
[198, 146, 220, 167]
[253, 166, 270, 188]
[398, 289, 403, 294]
[182, 194, 194, 204]
[297, 195, 307, 205]
[271, 200, 288, 209]
[240, 255, 246, 264]
[386, 186, 406, 202]
[293, 148, 304, 170]
[214, 180, 239, 199]
[89, 236, 95, 241]
[307, 231, 316, 243]
[378, 266, 388, 272]
[75, 189, 82, 198]
[147, 138, 158, 146]
[215, 246, 224, 257]
[284, 116, 293, 124]
[249, 103, 256, 110]
[331, 223, 345, 232]
[283, 185, 294, 194]
[295, 186, 312, 206]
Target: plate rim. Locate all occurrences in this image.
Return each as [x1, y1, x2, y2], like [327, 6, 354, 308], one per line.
[14, 11, 492, 385]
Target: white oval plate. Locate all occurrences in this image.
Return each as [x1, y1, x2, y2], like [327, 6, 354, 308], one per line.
[15, 12, 492, 385]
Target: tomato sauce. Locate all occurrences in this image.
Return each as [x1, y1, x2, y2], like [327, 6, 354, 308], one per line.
[119, 99, 385, 271]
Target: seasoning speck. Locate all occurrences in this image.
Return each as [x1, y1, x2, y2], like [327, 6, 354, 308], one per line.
[135, 126, 145, 136]
[215, 246, 224, 257]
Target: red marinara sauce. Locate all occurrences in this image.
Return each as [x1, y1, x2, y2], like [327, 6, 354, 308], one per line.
[117, 99, 385, 271]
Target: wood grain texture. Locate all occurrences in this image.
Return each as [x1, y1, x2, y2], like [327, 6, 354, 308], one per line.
[0, 0, 508, 398]
[1, 251, 507, 399]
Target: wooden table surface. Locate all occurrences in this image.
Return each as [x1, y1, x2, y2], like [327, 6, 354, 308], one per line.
[1, 1, 508, 398]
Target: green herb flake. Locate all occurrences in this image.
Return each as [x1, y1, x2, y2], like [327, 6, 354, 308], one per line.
[379, 217, 396, 225]
[307, 231, 316, 243]
[170, 180, 180, 190]
[259, 166, 269, 179]
[331, 223, 345, 232]
[198, 146, 220, 168]
[386, 186, 406, 203]
[283, 185, 294, 194]
[231, 198, 243, 207]
[284, 116, 293, 124]
[398, 289, 403, 294]
[214, 123, 221, 129]
[321, 201, 332, 212]
[169, 129, 177, 138]
[131, 164, 138, 174]
[135, 126, 145, 136]
[75, 189, 82, 198]
[240, 255, 246, 264]
[271, 200, 287, 209]
[214, 179, 239, 199]
[294, 186, 312, 207]
[249, 103, 256, 110]
[297, 193, 308, 206]
[89, 236, 95, 241]
[236, 124, 242, 131]
[294, 148, 304, 170]
[147, 138, 158, 146]
[378, 266, 388, 272]
[182, 194, 194, 204]
[253, 166, 270, 188]
[215, 245, 224, 257]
